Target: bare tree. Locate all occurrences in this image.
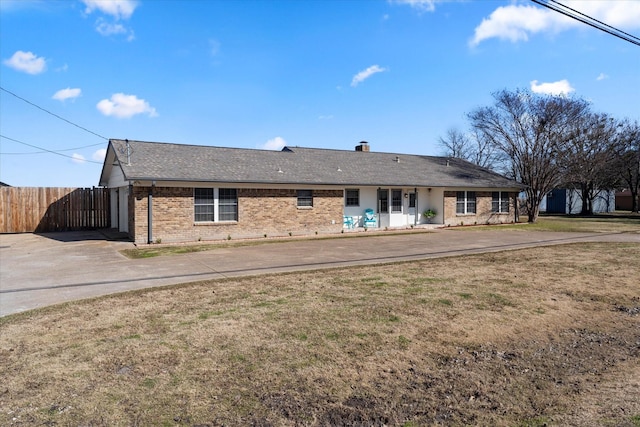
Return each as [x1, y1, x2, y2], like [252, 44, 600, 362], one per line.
[614, 119, 640, 213]
[438, 127, 500, 170]
[438, 128, 471, 159]
[467, 89, 590, 222]
[560, 113, 619, 215]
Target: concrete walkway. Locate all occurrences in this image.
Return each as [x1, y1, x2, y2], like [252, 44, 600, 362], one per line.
[1, 228, 638, 317]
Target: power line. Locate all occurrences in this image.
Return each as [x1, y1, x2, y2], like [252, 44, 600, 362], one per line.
[0, 134, 104, 164]
[0, 86, 109, 140]
[549, 0, 640, 43]
[0, 140, 106, 155]
[531, 0, 640, 46]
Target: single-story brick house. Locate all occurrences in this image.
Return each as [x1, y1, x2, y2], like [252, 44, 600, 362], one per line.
[99, 139, 522, 244]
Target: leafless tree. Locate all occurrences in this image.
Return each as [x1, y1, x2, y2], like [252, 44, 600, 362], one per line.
[438, 127, 500, 170]
[438, 128, 471, 159]
[613, 119, 640, 212]
[467, 89, 590, 222]
[559, 113, 619, 215]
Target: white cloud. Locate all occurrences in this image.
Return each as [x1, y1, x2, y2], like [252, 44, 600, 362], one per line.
[82, 0, 138, 20]
[3, 50, 46, 74]
[470, 5, 567, 47]
[96, 93, 158, 119]
[573, 0, 640, 30]
[530, 79, 575, 96]
[351, 65, 387, 87]
[596, 73, 609, 81]
[92, 148, 107, 162]
[96, 20, 125, 36]
[470, 1, 640, 47]
[318, 115, 334, 120]
[52, 87, 82, 102]
[389, 0, 443, 12]
[260, 137, 287, 150]
[95, 18, 135, 40]
[82, 1, 137, 40]
[72, 153, 86, 164]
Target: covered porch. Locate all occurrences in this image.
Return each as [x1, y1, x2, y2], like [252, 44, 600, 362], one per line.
[342, 186, 443, 230]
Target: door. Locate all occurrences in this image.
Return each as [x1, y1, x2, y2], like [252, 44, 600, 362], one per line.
[377, 188, 389, 228]
[389, 189, 404, 227]
[118, 186, 129, 233]
[406, 191, 417, 226]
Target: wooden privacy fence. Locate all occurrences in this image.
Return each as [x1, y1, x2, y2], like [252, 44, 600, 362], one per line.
[0, 187, 110, 233]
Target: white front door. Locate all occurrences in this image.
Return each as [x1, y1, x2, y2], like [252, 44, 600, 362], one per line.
[118, 186, 129, 233]
[406, 192, 417, 226]
[388, 189, 405, 227]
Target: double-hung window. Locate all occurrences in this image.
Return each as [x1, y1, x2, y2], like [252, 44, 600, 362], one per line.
[194, 188, 215, 222]
[492, 191, 510, 213]
[194, 188, 238, 222]
[218, 189, 238, 221]
[297, 190, 313, 207]
[391, 189, 403, 213]
[378, 189, 389, 213]
[345, 189, 359, 207]
[456, 191, 476, 214]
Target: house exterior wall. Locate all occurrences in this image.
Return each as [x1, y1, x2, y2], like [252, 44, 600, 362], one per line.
[443, 191, 517, 226]
[542, 189, 616, 214]
[129, 186, 343, 244]
[616, 190, 638, 211]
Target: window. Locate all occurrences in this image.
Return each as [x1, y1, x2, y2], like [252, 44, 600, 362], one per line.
[194, 188, 214, 222]
[345, 189, 359, 207]
[391, 189, 403, 213]
[194, 188, 238, 222]
[297, 190, 313, 207]
[456, 191, 476, 214]
[409, 193, 416, 208]
[378, 189, 389, 213]
[219, 189, 238, 221]
[492, 191, 510, 213]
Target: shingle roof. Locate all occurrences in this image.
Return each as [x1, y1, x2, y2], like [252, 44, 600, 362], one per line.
[100, 139, 521, 189]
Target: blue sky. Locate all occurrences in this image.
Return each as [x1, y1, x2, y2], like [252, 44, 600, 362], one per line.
[1, 0, 639, 187]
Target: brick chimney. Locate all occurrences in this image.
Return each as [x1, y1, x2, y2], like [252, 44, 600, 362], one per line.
[355, 141, 370, 152]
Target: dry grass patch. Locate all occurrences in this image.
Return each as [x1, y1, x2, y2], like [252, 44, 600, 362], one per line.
[1, 243, 639, 426]
[461, 214, 640, 233]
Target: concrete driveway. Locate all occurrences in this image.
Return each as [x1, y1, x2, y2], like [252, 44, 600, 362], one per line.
[1, 228, 638, 317]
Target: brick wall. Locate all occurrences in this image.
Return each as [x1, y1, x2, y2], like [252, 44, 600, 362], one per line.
[443, 191, 517, 226]
[130, 187, 344, 244]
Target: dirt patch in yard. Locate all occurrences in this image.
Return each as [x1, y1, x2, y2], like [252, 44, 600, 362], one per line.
[1, 242, 639, 426]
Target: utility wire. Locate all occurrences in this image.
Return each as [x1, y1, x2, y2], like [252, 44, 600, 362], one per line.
[549, 0, 640, 43]
[531, 0, 640, 46]
[0, 142, 105, 154]
[0, 86, 109, 140]
[0, 140, 106, 154]
[0, 134, 104, 164]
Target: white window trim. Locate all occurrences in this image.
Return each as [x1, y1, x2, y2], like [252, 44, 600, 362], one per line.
[345, 188, 360, 207]
[456, 191, 476, 215]
[492, 191, 510, 214]
[194, 188, 238, 223]
[391, 189, 403, 213]
[297, 189, 313, 208]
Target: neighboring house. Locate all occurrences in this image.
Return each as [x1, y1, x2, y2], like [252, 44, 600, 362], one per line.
[0, 182, 10, 187]
[615, 190, 638, 211]
[541, 188, 615, 214]
[99, 139, 522, 244]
